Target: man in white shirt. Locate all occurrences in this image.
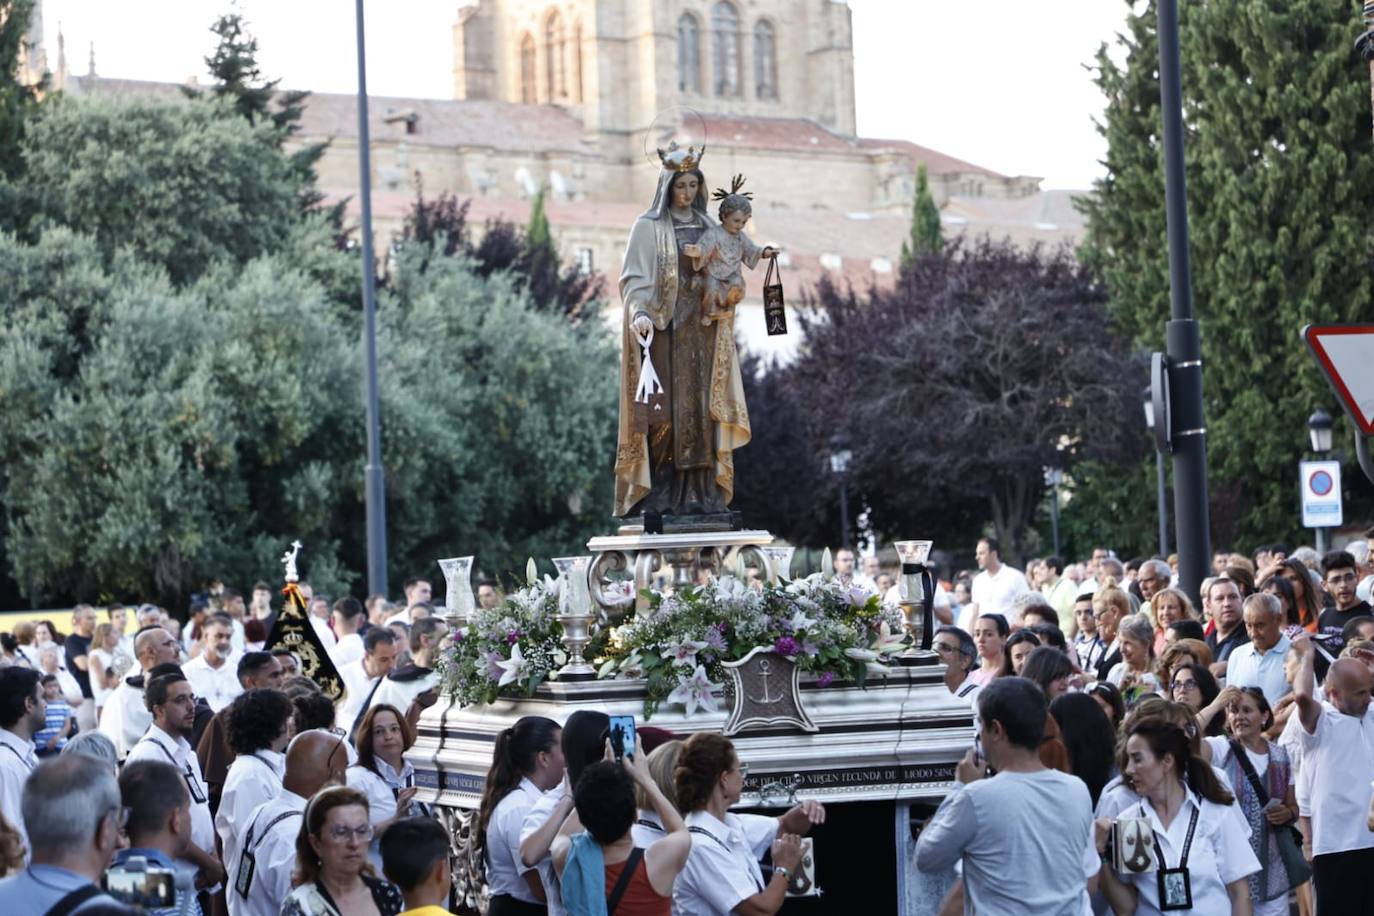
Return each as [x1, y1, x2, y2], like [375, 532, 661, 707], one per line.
[1225, 593, 1291, 705]
[183, 614, 242, 713]
[1038, 555, 1080, 636]
[967, 537, 1030, 626]
[915, 678, 1099, 915]
[221, 590, 249, 654]
[306, 596, 336, 652]
[99, 625, 182, 757]
[0, 667, 45, 857]
[227, 729, 347, 916]
[833, 548, 867, 592]
[214, 688, 293, 854]
[126, 671, 225, 890]
[328, 597, 367, 669]
[384, 578, 433, 626]
[373, 617, 447, 727]
[336, 628, 399, 737]
[1291, 632, 1374, 916]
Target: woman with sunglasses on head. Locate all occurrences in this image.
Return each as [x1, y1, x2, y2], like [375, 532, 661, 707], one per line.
[1193, 685, 1302, 916]
[282, 784, 404, 916]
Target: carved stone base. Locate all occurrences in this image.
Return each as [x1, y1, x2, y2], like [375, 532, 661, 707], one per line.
[616, 510, 743, 535]
[586, 528, 775, 620]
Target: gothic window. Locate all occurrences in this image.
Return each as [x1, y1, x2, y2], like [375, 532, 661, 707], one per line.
[753, 20, 777, 100]
[711, 1, 741, 97]
[545, 10, 566, 100]
[520, 34, 537, 103]
[677, 13, 701, 93]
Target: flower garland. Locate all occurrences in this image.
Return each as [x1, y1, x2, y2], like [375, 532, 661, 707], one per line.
[598, 573, 907, 718]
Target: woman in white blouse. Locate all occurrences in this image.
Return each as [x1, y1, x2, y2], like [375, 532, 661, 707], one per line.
[88, 623, 120, 717]
[1095, 714, 1260, 915]
[475, 715, 564, 916]
[346, 703, 432, 871]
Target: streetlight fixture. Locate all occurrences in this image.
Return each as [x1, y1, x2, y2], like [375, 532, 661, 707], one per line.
[1307, 408, 1335, 553]
[829, 432, 852, 549]
[1143, 385, 1169, 557]
[1308, 408, 1334, 454]
[1043, 467, 1064, 556]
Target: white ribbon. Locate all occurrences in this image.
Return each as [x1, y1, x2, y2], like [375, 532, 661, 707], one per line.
[634, 324, 663, 404]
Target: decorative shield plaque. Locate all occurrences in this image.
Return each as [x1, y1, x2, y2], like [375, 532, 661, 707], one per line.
[721, 647, 817, 736]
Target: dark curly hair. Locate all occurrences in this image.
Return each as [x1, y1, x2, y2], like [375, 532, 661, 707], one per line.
[225, 688, 294, 755]
[673, 732, 737, 813]
[289, 688, 336, 734]
[574, 761, 636, 845]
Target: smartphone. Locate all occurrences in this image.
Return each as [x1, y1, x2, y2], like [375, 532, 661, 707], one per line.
[608, 715, 636, 760]
[104, 856, 176, 907]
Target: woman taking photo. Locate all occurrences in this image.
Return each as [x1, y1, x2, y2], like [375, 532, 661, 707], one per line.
[969, 614, 1009, 686]
[347, 704, 430, 869]
[1195, 686, 1303, 916]
[1095, 716, 1260, 914]
[282, 785, 404, 916]
[672, 732, 825, 915]
[477, 715, 564, 915]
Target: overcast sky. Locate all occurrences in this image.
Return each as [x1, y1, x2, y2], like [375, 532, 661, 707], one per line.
[37, 0, 1130, 189]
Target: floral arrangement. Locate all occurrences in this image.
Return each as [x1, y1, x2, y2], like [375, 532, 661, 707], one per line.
[438, 564, 908, 718]
[439, 566, 586, 706]
[597, 573, 908, 719]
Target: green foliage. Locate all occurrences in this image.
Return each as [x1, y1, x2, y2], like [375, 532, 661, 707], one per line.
[0, 0, 43, 230]
[899, 165, 942, 271]
[1077, 0, 1374, 549]
[22, 94, 301, 286]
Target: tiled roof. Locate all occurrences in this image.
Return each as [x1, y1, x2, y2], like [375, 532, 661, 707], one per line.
[856, 136, 1006, 178]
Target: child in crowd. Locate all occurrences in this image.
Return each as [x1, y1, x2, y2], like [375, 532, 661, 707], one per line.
[34, 673, 73, 757]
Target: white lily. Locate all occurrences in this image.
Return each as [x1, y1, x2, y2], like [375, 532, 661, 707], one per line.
[843, 647, 879, 662]
[667, 665, 721, 716]
[495, 643, 527, 688]
[664, 638, 710, 666]
[788, 609, 817, 632]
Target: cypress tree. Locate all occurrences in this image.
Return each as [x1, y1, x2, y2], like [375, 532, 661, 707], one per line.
[899, 164, 942, 271]
[1077, 0, 1374, 548]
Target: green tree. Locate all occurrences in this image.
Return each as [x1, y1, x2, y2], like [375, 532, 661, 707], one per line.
[22, 94, 301, 285]
[184, 12, 328, 210]
[1077, 0, 1374, 550]
[0, 0, 44, 230]
[899, 165, 942, 271]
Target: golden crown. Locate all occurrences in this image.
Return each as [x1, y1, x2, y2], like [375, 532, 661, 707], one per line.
[656, 140, 706, 173]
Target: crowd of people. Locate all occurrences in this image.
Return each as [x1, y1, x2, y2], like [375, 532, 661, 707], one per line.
[912, 535, 1374, 916]
[0, 533, 1369, 915]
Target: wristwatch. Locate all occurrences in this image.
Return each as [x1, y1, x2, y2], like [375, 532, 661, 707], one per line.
[774, 866, 792, 881]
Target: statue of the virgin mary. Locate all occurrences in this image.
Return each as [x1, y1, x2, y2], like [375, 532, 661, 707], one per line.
[613, 144, 751, 525]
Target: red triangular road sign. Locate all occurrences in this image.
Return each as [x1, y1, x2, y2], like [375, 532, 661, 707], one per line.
[1305, 324, 1374, 435]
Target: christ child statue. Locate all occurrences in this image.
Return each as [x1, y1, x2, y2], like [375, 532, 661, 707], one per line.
[683, 175, 779, 326]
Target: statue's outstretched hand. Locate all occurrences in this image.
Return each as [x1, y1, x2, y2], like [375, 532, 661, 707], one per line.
[683, 243, 703, 259]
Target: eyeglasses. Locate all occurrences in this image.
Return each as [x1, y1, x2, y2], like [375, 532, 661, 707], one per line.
[732, 761, 749, 779]
[105, 806, 131, 831]
[1326, 572, 1357, 585]
[324, 824, 373, 842]
[1171, 680, 1199, 693]
[933, 642, 960, 655]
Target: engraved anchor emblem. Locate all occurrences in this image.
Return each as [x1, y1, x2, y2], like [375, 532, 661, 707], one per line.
[749, 658, 785, 705]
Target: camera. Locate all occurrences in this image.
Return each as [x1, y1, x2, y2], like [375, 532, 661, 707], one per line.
[103, 856, 177, 908]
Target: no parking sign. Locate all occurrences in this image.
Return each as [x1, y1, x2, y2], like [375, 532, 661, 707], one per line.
[1300, 460, 1342, 528]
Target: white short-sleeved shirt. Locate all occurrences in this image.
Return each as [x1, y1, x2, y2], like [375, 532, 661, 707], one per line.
[182, 652, 243, 713]
[1298, 701, 1374, 855]
[216, 750, 284, 854]
[674, 810, 778, 916]
[346, 756, 426, 872]
[308, 615, 337, 651]
[485, 777, 546, 903]
[630, 809, 667, 849]
[127, 726, 216, 855]
[371, 668, 439, 717]
[970, 565, 1031, 623]
[519, 785, 567, 916]
[225, 789, 306, 916]
[329, 633, 364, 670]
[99, 678, 152, 757]
[0, 729, 36, 858]
[1223, 637, 1292, 707]
[914, 769, 1098, 915]
[1115, 791, 1261, 915]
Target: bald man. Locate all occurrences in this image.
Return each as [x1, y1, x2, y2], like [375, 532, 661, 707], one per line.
[1293, 635, 1374, 916]
[98, 626, 182, 756]
[225, 729, 347, 916]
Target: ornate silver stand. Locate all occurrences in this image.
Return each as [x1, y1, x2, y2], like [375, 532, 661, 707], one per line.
[586, 529, 775, 621]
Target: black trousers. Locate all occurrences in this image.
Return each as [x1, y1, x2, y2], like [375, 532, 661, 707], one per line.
[1313, 847, 1374, 916]
[486, 894, 547, 916]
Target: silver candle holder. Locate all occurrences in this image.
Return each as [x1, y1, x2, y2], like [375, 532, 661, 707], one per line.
[553, 555, 596, 681]
[437, 556, 475, 630]
[893, 540, 937, 665]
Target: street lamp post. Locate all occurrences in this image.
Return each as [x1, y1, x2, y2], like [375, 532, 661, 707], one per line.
[1044, 467, 1064, 557]
[355, 0, 388, 597]
[1308, 408, 1334, 553]
[1143, 386, 1169, 557]
[829, 433, 853, 549]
